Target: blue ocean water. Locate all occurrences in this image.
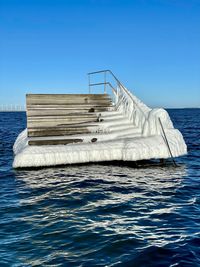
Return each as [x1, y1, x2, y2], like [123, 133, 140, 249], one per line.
[0, 109, 200, 267]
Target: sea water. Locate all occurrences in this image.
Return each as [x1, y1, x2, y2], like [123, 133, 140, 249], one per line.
[0, 109, 200, 266]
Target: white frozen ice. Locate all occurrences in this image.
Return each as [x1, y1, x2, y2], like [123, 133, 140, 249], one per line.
[13, 128, 187, 168]
[13, 84, 187, 168]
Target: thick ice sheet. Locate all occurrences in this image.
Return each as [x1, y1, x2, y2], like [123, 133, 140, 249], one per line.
[13, 85, 187, 168]
[13, 128, 187, 168]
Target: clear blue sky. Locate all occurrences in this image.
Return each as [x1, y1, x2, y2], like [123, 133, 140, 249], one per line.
[0, 0, 199, 108]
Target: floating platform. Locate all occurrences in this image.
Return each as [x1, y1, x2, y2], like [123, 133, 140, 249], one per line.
[13, 70, 187, 168]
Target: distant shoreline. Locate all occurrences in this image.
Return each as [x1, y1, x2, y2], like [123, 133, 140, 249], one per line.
[0, 110, 25, 112]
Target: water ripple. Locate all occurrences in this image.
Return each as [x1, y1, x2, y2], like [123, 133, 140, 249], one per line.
[0, 110, 200, 266]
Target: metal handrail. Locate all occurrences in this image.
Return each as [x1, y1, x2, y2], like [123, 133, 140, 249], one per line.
[158, 118, 177, 166]
[88, 70, 177, 165]
[88, 69, 125, 92]
[88, 69, 148, 119]
[88, 69, 121, 86]
[89, 81, 117, 95]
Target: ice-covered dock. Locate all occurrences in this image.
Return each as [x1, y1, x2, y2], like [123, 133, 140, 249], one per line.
[13, 70, 187, 168]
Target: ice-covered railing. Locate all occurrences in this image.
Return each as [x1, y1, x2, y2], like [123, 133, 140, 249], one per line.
[115, 83, 150, 130]
[88, 70, 151, 133]
[115, 84, 176, 136]
[87, 70, 175, 137]
[105, 76, 178, 164]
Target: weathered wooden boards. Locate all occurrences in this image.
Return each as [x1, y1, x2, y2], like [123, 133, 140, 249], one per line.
[27, 94, 111, 103]
[26, 94, 112, 145]
[28, 138, 84, 146]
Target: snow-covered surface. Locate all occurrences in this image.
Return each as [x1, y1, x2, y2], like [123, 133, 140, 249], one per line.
[13, 85, 187, 168]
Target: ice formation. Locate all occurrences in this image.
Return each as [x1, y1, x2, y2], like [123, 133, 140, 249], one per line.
[13, 84, 187, 168]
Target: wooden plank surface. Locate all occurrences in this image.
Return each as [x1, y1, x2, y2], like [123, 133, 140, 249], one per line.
[28, 129, 90, 137]
[27, 107, 111, 116]
[27, 100, 112, 105]
[27, 118, 98, 128]
[27, 94, 111, 105]
[27, 113, 97, 118]
[26, 93, 112, 140]
[27, 94, 110, 97]
[28, 138, 83, 146]
[27, 101, 112, 106]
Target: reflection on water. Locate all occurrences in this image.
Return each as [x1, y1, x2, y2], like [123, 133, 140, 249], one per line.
[15, 163, 187, 190]
[1, 109, 200, 266]
[8, 164, 194, 266]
